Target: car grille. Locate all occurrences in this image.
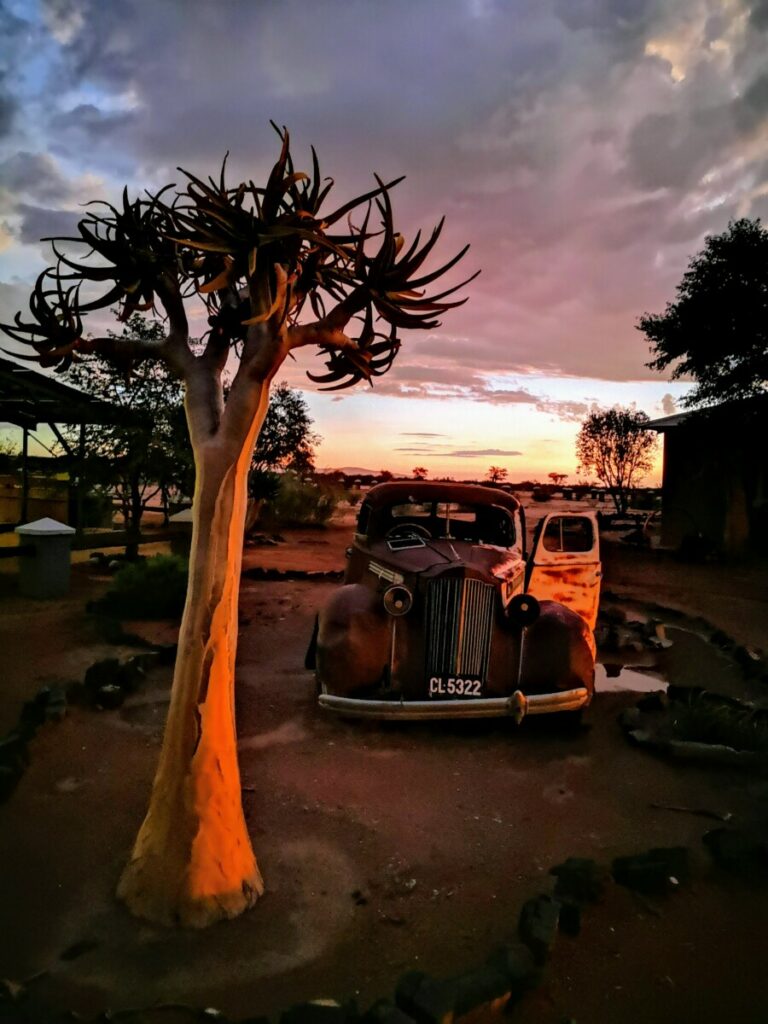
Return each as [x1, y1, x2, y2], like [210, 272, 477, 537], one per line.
[425, 577, 495, 679]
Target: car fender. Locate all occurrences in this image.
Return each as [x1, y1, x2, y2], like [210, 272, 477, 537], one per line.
[519, 599, 595, 697]
[316, 584, 391, 695]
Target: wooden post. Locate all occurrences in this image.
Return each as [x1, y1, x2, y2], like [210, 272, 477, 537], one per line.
[20, 426, 29, 524]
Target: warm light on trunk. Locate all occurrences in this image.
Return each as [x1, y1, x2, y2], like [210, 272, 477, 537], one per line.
[118, 393, 268, 928]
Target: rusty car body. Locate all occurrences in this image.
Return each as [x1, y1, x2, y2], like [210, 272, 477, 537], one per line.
[306, 481, 601, 721]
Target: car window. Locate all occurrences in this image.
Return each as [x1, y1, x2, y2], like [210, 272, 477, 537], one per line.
[542, 515, 594, 553]
[391, 503, 432, 517]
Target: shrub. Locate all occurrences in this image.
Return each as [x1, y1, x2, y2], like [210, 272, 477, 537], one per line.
[96, 554, 188, 619]
[268, 473, 340, 526]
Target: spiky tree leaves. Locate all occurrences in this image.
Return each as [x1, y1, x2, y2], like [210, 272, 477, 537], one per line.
[1, 128, 476, 928]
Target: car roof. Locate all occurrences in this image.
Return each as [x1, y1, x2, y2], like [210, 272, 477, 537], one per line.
[363, 481, 521, 514]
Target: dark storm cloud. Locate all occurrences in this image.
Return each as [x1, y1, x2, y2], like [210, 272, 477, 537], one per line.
[17, 204, 79, 245]
[1, 0, 766, 392]
[0, 152, 77, 204]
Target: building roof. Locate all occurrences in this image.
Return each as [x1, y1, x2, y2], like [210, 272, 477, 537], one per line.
[646, 411, 691, 431]
[0, 355, 142, 429]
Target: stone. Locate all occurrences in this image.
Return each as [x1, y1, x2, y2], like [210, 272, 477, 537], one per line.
[360, 1001, 415, 1024]
[550, 858, 607, 904]
[95, 684, 126, 710]
[395, 972, 458, 1024]
[484, 943, 539, 1001]
[453, 965, 511, 1018]
[281, 1001, 358, 1024]
[612, 848, 689, 896]
[83, 658, 123, 696]
[703, 828, 768, 880]
[635, 692, 667, 713]
[518, 895, 561, 965]
[558, 901, 581, 937]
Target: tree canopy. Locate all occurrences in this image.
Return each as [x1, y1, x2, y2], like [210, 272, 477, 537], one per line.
[576, 407, 656, 513]
[638, 218, 768, 408]
[252, 381, 319, 475]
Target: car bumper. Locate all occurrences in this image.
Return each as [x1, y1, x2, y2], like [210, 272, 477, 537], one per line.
[317, 687, 590, 722]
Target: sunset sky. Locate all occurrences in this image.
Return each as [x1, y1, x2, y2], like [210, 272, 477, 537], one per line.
[2, 0, 767, 481]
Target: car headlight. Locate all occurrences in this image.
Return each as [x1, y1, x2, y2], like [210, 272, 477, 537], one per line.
[383, 584, 413, 617]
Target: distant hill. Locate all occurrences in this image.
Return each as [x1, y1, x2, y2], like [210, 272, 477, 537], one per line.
[317, 466, 379, 476]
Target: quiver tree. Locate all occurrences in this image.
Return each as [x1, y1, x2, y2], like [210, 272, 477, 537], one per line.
[2, 128, 477, 928]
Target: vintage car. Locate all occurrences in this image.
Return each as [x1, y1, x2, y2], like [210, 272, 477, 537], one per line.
[306, 481, 602, 721]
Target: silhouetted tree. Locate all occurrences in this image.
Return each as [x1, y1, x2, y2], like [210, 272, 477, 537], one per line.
[2, 128, 476, 928]
[486, 466, 507, 484]
[251, 381, 319, 475]
[412, 466, 429, 480]
[639, 218, 768, 407]
[576, 408, 656, 513]
[548, 472, 567, 487]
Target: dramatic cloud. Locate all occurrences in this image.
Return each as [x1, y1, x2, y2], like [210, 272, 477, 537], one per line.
[448, 448, 523, 458]
[0, 0, 764, 469]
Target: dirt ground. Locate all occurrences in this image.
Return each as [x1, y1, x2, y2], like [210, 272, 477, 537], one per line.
[1, 519, 768, 1022]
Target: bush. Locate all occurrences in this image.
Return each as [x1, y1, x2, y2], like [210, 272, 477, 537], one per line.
[96, 554, 188, 619]
[268, 473, 340, 527]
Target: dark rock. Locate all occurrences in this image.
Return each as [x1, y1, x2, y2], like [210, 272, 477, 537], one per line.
[154, 642, 178, 665]
[601, 606, 627, 625]
[360, 1001, 414, 1024]
[617, 707, 643, 733]
[703, 828, 768, 880]
[709, 629, 734, 650]
[549, 857, 607, 904]
[635, 692, 668, 713]
[518, 895, 561, 965]
[485, 943, 539, 1001]
[0, 763, 23, 803]
[395, 972, 457, 1024]
[83, 658, 123, 695]
[281, 1003, 357, 1024]
[558, 901, 581, 937]
[60, 938, 99, 961]
[0, 733, 28, 772]
[453, 965, 511, 1017]
[602, 663, 622, 678]
[612, 847, 689, 896]
[95, 684, 126, 710]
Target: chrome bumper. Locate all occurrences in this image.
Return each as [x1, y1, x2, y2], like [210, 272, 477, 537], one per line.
[318, 687, 590, 722]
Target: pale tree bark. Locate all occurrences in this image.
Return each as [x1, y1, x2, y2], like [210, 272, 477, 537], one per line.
[118, 373, 272, 927]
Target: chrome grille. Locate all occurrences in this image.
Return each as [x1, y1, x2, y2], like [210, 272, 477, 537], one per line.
[425, 577, 495, 678]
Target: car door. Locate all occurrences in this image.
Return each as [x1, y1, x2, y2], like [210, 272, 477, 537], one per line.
[526, 512, 601, 633]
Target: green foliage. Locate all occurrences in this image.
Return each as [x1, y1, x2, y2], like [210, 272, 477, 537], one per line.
[97, 555, 189, 620]
[576, 407, 656, 514]
[252, 381, 319, 474]
[639, 218, 768, 407]
[61, 314, 193, 539]
[267, 473, 339, 526]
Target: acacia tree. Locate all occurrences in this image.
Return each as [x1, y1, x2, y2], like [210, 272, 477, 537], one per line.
[576, 407, 656, 513]
[2, 130, 475, 928]
[412, 466, 428, 480]
[638, 218, 768, 407]
[486, 465, 507, 484]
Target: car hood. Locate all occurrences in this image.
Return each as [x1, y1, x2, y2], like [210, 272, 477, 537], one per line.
[365, 538, 521, 581]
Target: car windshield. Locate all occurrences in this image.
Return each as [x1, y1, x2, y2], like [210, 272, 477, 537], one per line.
[377, 500, 515, 547]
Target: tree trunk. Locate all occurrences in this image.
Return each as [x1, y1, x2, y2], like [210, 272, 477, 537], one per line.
[118, 406, 266, 927]
[125, 473, 143, 560]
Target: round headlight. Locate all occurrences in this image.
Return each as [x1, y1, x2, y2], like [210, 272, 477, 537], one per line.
[506, 592, 540, 627]
[383, 584, 413, 617]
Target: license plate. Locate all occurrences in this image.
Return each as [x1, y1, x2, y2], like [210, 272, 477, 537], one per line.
[428, 676, 484, 699]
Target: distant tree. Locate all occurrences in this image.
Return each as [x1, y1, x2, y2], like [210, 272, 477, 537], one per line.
[2, 129, 475, 929]
[412, 466, 429, 480]
[377, 469, 394, 482]
[62, 315, 190, 554]
[638, 218, 768, 407]
[251, 381, 319, 475]
[486, 466, 507, 484]
[548, 472, 567, 487]
[576, 407, 657, 513]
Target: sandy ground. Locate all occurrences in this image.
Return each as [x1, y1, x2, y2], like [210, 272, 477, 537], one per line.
[1, 518, 768, 1022]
